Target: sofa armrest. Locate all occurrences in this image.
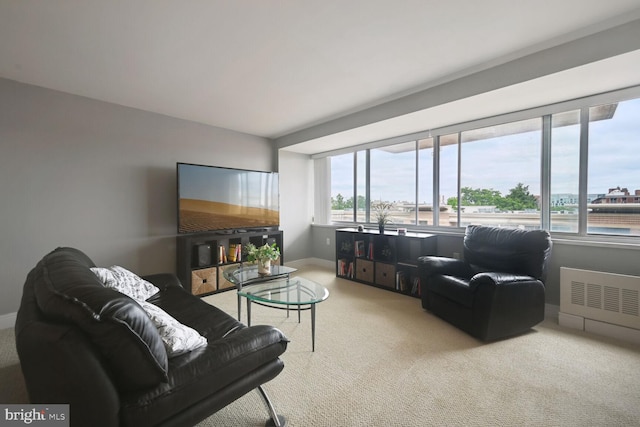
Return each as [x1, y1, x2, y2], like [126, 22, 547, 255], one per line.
[16, 321, 120, 426]
[418, 256, 474, 278]
[142, 273, 184, 291]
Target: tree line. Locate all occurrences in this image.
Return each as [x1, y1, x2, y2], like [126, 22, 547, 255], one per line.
[447, 183, 538, 211]
[332, 183, 538, 211]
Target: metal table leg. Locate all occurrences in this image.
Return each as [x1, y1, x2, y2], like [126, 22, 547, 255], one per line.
[311, 303, 316, 352]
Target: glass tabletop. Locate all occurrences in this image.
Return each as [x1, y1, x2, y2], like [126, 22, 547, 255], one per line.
[223, 264, 297, 285]
[238, 276, 330, 306]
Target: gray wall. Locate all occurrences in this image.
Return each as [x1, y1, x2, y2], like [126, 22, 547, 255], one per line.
[0, 78, 276, 316]
[278, 150, 313, 262]
[310, 225, 640, 306]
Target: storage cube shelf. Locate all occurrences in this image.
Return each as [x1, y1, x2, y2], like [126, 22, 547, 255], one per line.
[177, 229, 283, 297]
[335, 228, 436, 298]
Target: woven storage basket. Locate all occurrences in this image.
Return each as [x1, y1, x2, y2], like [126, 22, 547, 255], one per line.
[191, 267, 217, 295]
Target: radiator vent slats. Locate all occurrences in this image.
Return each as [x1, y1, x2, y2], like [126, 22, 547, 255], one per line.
[621, 289, 639, 317]
[603, 286, 619, 312]
[560, 268, 640, 330]
[587, 283, 602, 309]
[571, 281, 585, 306]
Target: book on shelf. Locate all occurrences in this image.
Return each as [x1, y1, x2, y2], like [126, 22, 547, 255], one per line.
[228, 243, 242, 262]
[355, 240, 365, 257]
[368, 242, 374, 259]
[218, 245, 227, 263]
[235, 243, 242, 262]
[396, 270, 409, 291]
[395, 270, 404, 291]
[411, 277, 421, 296]
[337, 259, 354, 278]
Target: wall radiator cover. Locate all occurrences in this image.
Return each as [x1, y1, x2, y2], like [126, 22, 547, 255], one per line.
[560, 267, 640, 330]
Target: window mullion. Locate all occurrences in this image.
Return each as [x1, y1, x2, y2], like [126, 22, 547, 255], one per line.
[578, 108, 589, 235]
[365, 149, 371, 223]
[541, 115, 552, 230]
[433, 136, 440, 228]
[456, 132, 461, 228]
[414, 141, 419, 225]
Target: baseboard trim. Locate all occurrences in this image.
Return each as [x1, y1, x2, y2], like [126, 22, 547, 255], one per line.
[559, 311, 640, 345]
[284, 257, 334, 270]
[0, 312, 17, 330]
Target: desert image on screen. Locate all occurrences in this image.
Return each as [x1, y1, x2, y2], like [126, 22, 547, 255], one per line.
[179, 198, 279, 233]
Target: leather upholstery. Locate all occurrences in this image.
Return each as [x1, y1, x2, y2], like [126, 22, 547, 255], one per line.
[16, 247, 289, 427]
[418, 225, 552, 341]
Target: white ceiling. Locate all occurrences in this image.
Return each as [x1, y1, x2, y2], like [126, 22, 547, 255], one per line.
[2, 1, 640, 154]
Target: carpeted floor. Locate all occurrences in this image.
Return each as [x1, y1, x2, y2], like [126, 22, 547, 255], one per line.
[3, 265, 640, 426]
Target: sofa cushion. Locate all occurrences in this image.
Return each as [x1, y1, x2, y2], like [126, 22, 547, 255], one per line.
[138, 300, 207, 357]
[119, 284, 289, 426]
[91, 266, 159, 301]
[33, 248, 169, 391]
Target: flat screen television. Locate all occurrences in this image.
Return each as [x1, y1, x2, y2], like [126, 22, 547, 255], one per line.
[177, 162, 279, 234]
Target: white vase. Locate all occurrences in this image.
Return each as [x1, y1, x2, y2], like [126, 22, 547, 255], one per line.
[258, 259, 271, 275]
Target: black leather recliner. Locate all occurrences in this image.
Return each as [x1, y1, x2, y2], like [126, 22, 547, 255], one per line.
[418, 225, 552, 341]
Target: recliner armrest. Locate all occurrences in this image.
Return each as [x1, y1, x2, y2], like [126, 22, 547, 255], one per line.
[418, 256, 475, 278]
[469, 272, 539, 290]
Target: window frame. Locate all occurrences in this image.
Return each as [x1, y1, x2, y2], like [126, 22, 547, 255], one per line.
[320, 84, 640, 245]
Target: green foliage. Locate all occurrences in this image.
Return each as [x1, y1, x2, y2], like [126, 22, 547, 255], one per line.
[462, 187, 502, 206]
[332, 193, 348, 209]
[447, 183, 538, 211]
[495, 183, 538, 211]
[447, 196, 458, 210]
[245, 243, 280, 262]
[331, 194, 366, 210]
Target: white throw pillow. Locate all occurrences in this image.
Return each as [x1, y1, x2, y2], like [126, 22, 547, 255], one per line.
[91, 265, 207, 357]
[138, 300, 208, 357]
[91, 266, 159, 301]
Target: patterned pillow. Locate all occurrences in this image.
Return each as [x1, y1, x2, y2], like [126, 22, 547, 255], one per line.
[91, 265, 207, 356]
[91, 266, 159, 301]
[138, 301, 208, 357]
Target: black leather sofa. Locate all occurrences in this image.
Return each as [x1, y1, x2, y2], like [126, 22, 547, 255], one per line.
[418, 225, 552, 341]
[15, 247, 289, 427]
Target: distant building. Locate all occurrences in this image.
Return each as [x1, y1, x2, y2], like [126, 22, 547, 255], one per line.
[590, 187, 640, 214]
[592, 187, 640, 204]
[551, 193, 604, 207]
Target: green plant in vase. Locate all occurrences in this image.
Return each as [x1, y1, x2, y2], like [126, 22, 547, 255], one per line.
[245, 242, 281, 275]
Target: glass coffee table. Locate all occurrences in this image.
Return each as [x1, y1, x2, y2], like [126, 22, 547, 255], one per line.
[223, 264, 298, 322]
[237, 276, 329, 351]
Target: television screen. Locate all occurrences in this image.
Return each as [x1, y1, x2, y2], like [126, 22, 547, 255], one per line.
[177, 163, 279, 233]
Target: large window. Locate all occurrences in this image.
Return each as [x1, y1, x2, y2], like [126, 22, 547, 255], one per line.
[370, 142, 416, 225]
[550, 110, 581, 233]
[330, 153, 354, 222]
[458, 118, 542, 229]
[418, 137, 434, 226]
[325, 88, 640, 240]
[355, 151, 367, 222]
[439, 133, 459, 227]
[587, 98, 640, 236]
